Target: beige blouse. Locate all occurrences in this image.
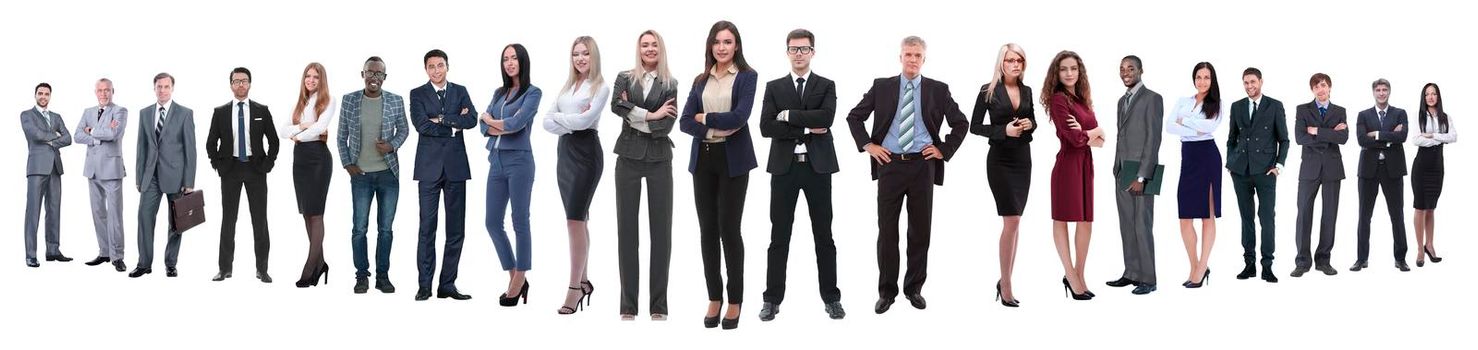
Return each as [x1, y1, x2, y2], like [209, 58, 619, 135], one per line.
[701, 64, 738, 143]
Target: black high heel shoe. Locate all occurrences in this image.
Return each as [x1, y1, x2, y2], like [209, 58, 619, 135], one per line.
[721, 304, 741, 330]
[996, 281, 1019, 307]
[558, 287, 586, 315]
[581, 280, 594, 306]
[703, 315, 720, 328]
[1062, 277, 1092, 300]
[1425, 246, 1444, 263]
[499, 280, 530, 307]
[1186, 269, 1211, 288]
[295, 264, 329, 288]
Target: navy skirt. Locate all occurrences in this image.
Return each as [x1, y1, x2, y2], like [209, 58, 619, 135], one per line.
[1177, 140, 1223, 219]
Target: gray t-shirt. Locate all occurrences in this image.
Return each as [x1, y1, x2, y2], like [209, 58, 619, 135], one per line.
[357, 96, 389, 173]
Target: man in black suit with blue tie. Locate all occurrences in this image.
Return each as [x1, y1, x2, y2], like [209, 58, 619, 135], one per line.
[409, 49, 477, 301]
[205, 67, 280, 283]
[758, 29, 844, 321]
[1226, 68, 1287, 283]
[1291, 73, 1348, 278]
[1352, 78, 1410, 272]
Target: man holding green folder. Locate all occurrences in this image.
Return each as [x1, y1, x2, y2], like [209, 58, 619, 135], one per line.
[1107, 56, 1164, 295]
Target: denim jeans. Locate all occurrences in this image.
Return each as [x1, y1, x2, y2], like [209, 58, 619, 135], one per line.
[351, 169, 399, 278]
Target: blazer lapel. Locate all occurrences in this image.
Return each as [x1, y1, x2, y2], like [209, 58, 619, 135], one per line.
[878, 77, 900, 133]
[1117, 94, 1132, 127]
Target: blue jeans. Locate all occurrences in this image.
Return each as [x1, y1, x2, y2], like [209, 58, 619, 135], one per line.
[486, 150, 535, 271]
[351, 169, 399, 278]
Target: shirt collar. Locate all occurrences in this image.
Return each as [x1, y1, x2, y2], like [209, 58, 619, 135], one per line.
[432, 81, 447, 92]
[158, 100, 174, 112]
[1126, 81, 1144, 97]
[709, 64, 738, 79]
[900, 74, 923, 90]
[1376, 105, 1388, 115]
[35, 105, 48, 115]
[1315, 99, 1330, 109]
[791, 70, 812, 83]
[234, 98, 250, 106]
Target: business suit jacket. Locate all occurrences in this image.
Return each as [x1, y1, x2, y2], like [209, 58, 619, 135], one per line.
[75, 104, 129, 180]
[611, 71, 679, 162]
[409, 82, 477, 182]
[845, 75, 969, 186]
[205, 100, 279, 174]
[136, 102, 197, 194]
[1113, 86, 1164, 182]
[759, 73, 839, 175]
[1355, 106, 1408, 177]
[336, 90, 409, 177]
[22, 108, 72, 175]
[1226, 96, 1290, 176]
[679, 69, 760, 177]
[1293, 101, 1349, 181]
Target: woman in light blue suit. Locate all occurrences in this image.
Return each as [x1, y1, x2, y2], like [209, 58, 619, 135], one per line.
[480, 43, 543, 307]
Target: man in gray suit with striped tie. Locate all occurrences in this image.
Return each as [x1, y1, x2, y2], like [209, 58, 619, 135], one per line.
[21, 82, 73, 267]
[131, 72, 198, 278]
[76, 78, 130, 272]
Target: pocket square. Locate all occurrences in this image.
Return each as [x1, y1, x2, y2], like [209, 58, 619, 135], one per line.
[253, 117, 264, 121]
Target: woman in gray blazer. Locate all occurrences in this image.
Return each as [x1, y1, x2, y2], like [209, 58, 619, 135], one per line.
[610, 30, 680, 321]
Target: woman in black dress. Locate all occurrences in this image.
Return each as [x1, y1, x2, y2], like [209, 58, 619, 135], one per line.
[969, 43, 1035, 307]
[279, 62, 335, 288]
[1412, 83, 1455, 267]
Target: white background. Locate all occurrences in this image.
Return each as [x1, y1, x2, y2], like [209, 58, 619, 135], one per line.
[1, 0, 1469, 348]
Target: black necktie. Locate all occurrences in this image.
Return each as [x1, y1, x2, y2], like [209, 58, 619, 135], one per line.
[795, 77, 806, 106]
[1378, 110, 1386, 129]
[98, 108, 105, 122]
[156, 107, 166, 142]
[1318, 106, 1327, 118]
[436, 89, 446, 102]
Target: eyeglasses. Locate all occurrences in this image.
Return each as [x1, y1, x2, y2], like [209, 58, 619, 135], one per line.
[1004, 57, 1024, 64]
[787, 46, 814, 54]
[230, 79, 251, 86]
[362, 71, 388, 79]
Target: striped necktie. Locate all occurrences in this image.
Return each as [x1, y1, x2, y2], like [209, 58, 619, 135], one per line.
[898, 82, 917, 153]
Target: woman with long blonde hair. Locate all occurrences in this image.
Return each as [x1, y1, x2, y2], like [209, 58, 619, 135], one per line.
[968, 43, 1035, 307]
[542, 36, 611, 315]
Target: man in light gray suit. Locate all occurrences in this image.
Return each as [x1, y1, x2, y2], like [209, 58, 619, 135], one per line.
[131, 72, 197, 278]
[76, 78, 130, 272]
[1107, 56, 1164, 295]
[21, 82, 73, 267]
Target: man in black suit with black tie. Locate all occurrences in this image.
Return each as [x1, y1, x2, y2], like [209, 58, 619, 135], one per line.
[758, 29, 844, 322]
[1291, 73, 1348, 278]
[1226, 67, 1288, 283]
[205, 67, 280, 283]
[846, 36, 968, 314]
[1352, 78, 1410, 272]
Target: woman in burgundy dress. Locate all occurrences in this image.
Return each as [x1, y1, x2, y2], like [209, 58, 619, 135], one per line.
[1042, 50, 1105, 300]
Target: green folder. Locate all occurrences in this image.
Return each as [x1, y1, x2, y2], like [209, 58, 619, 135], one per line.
[1118, 161, 1165, 195]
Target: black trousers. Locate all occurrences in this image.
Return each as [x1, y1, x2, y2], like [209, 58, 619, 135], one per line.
[1231, 172, 1277, 267]
[1294, 179, 1341, 268]
[219, 164, 270, 273]
[693, 142, 747, 304]
[763, 158, 840, 304]
[418, 177, 467, 291]
[1356, 160, 1407, 263]
[876, 157, 934, 299]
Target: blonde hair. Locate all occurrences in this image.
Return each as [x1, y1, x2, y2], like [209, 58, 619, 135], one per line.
[984, 43, 1026, 101]
[560, 36, 605, 96]
[630, 30, 673, 85]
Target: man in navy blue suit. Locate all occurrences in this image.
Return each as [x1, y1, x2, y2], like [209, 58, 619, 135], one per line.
[409, 49, 478, 301]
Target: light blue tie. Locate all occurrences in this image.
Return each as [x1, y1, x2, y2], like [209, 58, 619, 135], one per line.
[898, 82, 917, 153]
[237, 102, 247, 162]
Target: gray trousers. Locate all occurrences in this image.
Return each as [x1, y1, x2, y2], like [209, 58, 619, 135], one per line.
[89, 179, 126, 260]
[24, 174, 63, 260]
[138, 179, 183, 269]
[614, 157, 673, 316]
[1114, 185, 1157, 285]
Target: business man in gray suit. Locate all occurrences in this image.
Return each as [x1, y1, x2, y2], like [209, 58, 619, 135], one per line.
[21, 82, 73, 267]
[1291, 73, 1347, 278]
[131, 72, 198, 278]
[1107, 56, 1164, 295]
[76, 78, 130, 272]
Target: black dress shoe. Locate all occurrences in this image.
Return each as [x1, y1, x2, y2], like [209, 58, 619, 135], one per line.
[166, 267, 178, 277]
[437, 289, 472, 300]
[128, 267, 152, 278]
[1132, 284, 1157, 295]
[1395, 261, 1411, 272]
[353, 277, 369, 294]
[85, 256, 111, 266]
[824, 301, 845, 320]
[1261, 269, 1279, 283]
[112, 260, 127, 272]
[1105, 277, 1136, 287]
[1315, 264, 1338, 276]
[1290, 266, 1310, 277]
[45, 254, 72, 262]
[25, 258, 40, 267]
[1236, 264, 1256, 280]
[257, 272, 272, 283]
[905, 293, 926, 309]
[874, 298, 894, 314]
[721, 317, 740, 330]
[415, 289, 432, 301]
[375, 278, 396, 293]
[1349, 261, 1368, 272]
[212, 271, 232, 281]
[758, 302, 779, 321]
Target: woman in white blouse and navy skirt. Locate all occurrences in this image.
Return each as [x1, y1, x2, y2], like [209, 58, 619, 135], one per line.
[543, 36, 611, 315]
[1412, 83, 1455, 267]
[1166, 62, 1225, 288]
[280, 62, 336, 288]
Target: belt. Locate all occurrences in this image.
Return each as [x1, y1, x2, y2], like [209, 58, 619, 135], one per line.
[890, 152, 924, 161]
[794, 153, 808, 163]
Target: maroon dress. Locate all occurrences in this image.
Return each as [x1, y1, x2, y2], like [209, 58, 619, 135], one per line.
[1049, 92, 1097, 222]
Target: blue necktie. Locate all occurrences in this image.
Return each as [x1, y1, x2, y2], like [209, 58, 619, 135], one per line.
[1318, 106, 1327, 118]
[237, 102, 247, 162]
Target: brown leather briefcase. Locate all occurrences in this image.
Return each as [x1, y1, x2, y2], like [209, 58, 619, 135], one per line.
[171, 190, 206, 233]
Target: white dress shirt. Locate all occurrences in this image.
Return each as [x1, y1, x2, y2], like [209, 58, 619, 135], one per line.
[543, 79, 611, 135]
[625, 71, 660, 133]
[231, 98, 252, 157]
[278, 95, 336, 142]
[1166, 96, 1223, 142]
[780, 70, 813, 154]
[1412, 113, 1458, 147]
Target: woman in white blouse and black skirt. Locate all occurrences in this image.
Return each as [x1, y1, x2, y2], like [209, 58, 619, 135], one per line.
[1165, 62, 1225, 288]
[1412, 83, 1455, 267]
[280, 62, 336, 288]
[543, 36, 611, 315]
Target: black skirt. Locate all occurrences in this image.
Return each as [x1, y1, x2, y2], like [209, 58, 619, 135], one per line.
[1177, 140, 1223, 219]
[986, 144, 1031, 216]
[557, 130, 604, 220]
[1411, 145, 1444, 210]
[292, 141, 333, 215]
